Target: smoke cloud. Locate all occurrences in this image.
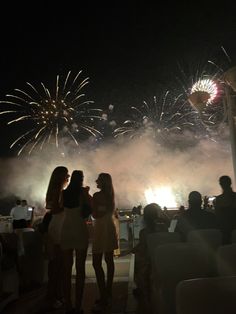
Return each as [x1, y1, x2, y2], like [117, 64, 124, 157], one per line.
[0, 133, 233, 210]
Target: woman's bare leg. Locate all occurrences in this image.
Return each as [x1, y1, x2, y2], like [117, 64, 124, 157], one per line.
[75, 248, 87, 311]
[104, 251, 114, 298]
[47, 244, 65, 303]
[92, 252, 107, 302]
[63, 249, 74, 310]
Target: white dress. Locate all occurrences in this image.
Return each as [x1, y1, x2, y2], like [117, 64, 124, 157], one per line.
[60, 206, 89, 250]
[48, 211, 65, 245]
[92, 209, 118, 253]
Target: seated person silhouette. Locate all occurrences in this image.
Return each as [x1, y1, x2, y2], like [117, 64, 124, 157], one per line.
[175, 191, 218, 241]
[132, 203, 168, 298]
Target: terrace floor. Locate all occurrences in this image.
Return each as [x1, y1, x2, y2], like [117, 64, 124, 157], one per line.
[1, 240, 143, 314]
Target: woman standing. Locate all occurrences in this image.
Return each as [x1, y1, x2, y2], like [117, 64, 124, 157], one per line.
[45, 166, 69, 309]
[92, 173, 118, 311]
[61, 170, 92, 314]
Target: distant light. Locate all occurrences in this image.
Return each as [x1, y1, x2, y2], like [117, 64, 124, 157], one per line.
[102, 113, 108, 120]
[109, 120, 117, 127]
[144, 186, 177, 208]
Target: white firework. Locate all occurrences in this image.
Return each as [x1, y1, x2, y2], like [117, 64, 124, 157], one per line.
[191, 78, 218, 104]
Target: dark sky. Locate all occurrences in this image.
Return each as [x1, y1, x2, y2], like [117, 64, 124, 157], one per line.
[0, 1, 236, 156]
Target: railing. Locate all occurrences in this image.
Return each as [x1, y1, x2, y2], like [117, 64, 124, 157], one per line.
[0, 216, 13, 233]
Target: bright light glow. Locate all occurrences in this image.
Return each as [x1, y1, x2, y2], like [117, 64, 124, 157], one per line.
[191, 79, 218, 104]
[144, 186, 177, 208]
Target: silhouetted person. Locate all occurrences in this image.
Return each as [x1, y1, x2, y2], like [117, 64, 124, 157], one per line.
[132, 205, 142, 215]
[162, 206, 171, 226]
[132, 203, 168, 299]
[10, 199, 28, 229]
[215, 175, 236, 244]
[44, 166, 69, 310]
[175, 191, 218, 241]
[168, 205, 186, 232]
[38, 211, 53, 234]
[61, 170, 92, 314]
[92, 173, 118, 312]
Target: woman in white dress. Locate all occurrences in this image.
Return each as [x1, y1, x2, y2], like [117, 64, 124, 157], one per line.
[61, 170, 92, 314]
[92, 173, 118, 311]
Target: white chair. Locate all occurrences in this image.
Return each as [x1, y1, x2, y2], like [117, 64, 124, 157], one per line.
[176, 276, 236, 314]
[217, 243, 236, 276]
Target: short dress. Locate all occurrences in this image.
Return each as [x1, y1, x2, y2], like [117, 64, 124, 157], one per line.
[48, 211, 65, 245]
[92, 207, 118, 253]
[60, 206, 89, 250]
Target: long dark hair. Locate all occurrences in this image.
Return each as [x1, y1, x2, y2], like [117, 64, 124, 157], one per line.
[63, 170, 84, 208]
[98, 173, 115, 211]
[46, 166, 68, 211]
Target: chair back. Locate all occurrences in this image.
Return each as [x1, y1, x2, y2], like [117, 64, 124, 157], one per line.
[147, 231, 182, 257]
[20, 230, 45, 286]
[217, 243, 236, 276]
[176, 276, 236, 314]
[187, 229, 222, 275]
[187, 228, 222, 249]
[152, 242, 212, 314]
[153, 243, 211, 286]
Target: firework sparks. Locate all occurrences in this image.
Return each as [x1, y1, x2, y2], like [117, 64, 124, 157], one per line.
[190, 78, 218, 105]
[175, 53, 228, 129]
[144, 186, 178, 208]
[0, 71, 103, 155]
[113, 91, 198, 144]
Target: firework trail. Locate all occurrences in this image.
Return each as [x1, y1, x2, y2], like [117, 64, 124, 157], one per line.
[0, 71, 103, 155]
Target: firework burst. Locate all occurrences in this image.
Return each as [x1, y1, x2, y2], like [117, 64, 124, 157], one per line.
[175, 48, 231, 127]
[175, 49, 225, 99]
[113, 91, 200, 145]
[191, 78, 218, 104]
[0, 70, 103, 155]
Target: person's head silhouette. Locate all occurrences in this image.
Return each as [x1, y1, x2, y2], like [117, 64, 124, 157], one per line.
[188, 191, 202, 209]
[219, 175, 232, 191]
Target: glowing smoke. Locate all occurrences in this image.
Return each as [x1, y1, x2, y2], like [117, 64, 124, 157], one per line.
[0, 129, 233, 211]
[145, 186, 177, 208]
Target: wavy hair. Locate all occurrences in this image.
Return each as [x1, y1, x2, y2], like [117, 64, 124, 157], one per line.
[98, 173, 115, 211]
[46, 166, 68, 211]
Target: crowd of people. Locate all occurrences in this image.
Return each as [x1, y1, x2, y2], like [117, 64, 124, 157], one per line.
[132, 175, 236, 304]
[43, 167, 118, 314]
[5, 171, 236, 313]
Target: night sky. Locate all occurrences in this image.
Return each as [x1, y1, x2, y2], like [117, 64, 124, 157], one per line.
[0, 2, 236, 157]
